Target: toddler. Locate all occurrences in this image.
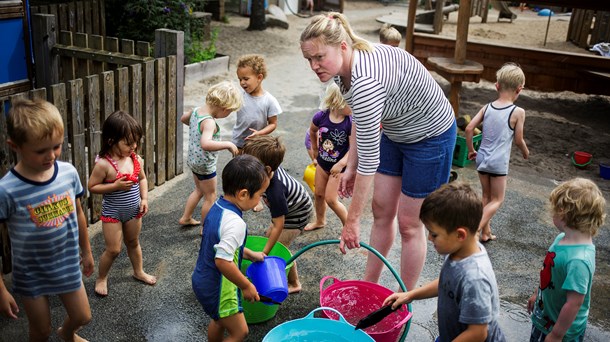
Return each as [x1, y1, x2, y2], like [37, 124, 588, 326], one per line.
[379, 23, 402, 47]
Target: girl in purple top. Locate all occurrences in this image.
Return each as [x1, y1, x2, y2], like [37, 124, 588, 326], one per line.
[305, 83, 352, 231]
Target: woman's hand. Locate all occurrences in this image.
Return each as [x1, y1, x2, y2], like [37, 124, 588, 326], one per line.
[339, 221, 360, 254]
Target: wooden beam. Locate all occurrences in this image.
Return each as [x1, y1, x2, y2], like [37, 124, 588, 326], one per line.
[53, 45, 154, 65]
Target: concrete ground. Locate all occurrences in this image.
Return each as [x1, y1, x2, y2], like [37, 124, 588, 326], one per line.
[2, 3, 610, 342]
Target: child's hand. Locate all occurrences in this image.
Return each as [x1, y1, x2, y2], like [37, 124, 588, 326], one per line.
[140, 199, 149, 216]
[0, 288, 19, 319]
[241, 283, 260, 302]
[383, 292, 412, 310]
[81, 251, 95, 277]
[522, 149, 529, 160]
[527, 292, 537, 314]
[467, 151, 477, 160]
[114, 176, 134, 191]
[330, 164, 343, 178]
[227, 142, 239, 156]
[246, 128, 260, 140]
[249, 252, 266, 263]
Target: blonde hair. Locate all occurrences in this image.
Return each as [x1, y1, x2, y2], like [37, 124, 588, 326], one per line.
[7, 99, 64, 146]
[322, 83, 347, 111]
[206, 81, 243, 112]
[496, 62, 525, 92]
[379, 23, 402, 45]
[300, 12, 372, 52]
[549, 178, 606, 236]
[237, 54, 268, 79]
[242, 135, 286, 172]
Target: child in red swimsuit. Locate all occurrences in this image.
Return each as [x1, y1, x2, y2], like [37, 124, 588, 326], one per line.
[88, 111, 157, 296]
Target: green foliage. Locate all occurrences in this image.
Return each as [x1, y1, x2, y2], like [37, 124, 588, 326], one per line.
[114, 0, 195, 42]
[185, 28, 219, 63]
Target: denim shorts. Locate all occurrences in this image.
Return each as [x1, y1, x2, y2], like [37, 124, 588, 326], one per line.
[377, 121, 456, 198]
[530, 325, 585, 342]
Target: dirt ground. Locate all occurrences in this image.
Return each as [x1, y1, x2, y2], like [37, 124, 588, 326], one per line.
[197, 1, 610, 194]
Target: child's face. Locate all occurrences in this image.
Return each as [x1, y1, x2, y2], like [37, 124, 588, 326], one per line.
[239, 177, 270, 211]
[114, 139, 137, 158]
[237, 66, 263, 95]
[426, 222, 460, 255]
[12, 131, 63, 174]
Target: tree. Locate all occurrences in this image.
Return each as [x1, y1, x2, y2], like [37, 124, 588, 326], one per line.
[248, 0, 266, 30]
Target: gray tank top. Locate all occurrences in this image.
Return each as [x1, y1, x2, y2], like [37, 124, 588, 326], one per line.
[475, 103, 516, 175]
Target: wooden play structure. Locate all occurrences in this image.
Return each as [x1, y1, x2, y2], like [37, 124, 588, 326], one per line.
[568, 9, 610, 48]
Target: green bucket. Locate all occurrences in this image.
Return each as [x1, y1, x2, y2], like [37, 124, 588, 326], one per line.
[240, 236, 293, 324]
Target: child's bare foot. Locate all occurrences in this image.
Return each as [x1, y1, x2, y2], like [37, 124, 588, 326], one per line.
[480, 234, 497, 243]
[304, 222, 325, 231]
[58, 327, 88, 342]
[132, 272, 157, 286]
[179, 217, 200, 226]
[288, 282, 302, 294]
[253, 201, 265, 212]
[94, 277, 108, 297]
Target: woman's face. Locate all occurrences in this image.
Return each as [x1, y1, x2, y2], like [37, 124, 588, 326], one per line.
[301, 38, 345, 82]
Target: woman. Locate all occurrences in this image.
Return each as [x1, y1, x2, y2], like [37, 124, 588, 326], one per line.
[300, 12, 456, 291]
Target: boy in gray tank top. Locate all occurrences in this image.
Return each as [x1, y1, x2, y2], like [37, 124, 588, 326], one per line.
[384, 182, 506, 342]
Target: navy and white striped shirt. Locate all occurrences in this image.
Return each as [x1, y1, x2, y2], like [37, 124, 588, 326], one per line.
[336, 44, 455, 175]
[264, 167, 312, 229]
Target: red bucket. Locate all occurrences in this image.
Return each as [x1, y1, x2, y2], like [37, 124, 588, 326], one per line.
[572, 151, 592, 168]
[319, 276, 412, 342]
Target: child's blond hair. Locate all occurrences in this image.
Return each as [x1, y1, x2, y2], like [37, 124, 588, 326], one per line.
[241, 135, 285, 172]
[237, 54, 268, 79]
[379, 23, 402, 46]
[206, 81, 243, 112]
[322, 83, 347, 111]
[550, 177, 606, 236]
[7, 99, 64, 146]
[496, 62, 525, 92]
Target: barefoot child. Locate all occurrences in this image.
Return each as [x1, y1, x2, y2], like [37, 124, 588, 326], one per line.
[178, 81, 242, 227]
[304, 83, 351, 232]
[242, 135, 313, 293]
[384, 182, 506, 341]
[466, 62, 529, 243]
[528, 178, 606, 342]
[0, 99, 94, 341]
[192, 155, 269, 341]
[88, 110, 156, 296]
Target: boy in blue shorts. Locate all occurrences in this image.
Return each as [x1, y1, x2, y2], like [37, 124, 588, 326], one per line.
[384, 182, 506, 342]
[0, 99, 94, 341]
[192, 154, 269, 341]
[242, 135, 313, 293]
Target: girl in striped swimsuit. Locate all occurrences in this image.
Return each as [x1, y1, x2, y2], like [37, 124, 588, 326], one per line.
[88, 111, 157, 296]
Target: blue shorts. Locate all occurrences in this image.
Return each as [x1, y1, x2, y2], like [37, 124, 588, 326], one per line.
[377, 122, 456, 198]
[530, 325, 585, 342]
[193, 171, 216, 181]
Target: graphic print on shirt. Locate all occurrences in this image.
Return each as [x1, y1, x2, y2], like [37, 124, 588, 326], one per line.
[535, 251, 557, 330]
[27, 191, 75, 228]
[319, 127, 347, 162]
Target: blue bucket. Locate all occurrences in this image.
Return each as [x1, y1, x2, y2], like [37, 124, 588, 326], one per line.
[263, 307, 375, 341]
[246, 256, 288, 305]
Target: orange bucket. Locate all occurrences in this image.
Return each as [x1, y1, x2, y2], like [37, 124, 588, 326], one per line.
[572, 151, 592, 169]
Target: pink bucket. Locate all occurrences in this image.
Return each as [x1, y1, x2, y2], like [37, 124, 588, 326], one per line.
[319, 276, 412, 342]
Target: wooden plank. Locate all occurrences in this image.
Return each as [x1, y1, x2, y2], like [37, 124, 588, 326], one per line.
[91, 0, 100, 35]
[166, 55, 176, 180]
[116, 67, 129, 112]
[58, 4, 68, 32]
[136, 41, 150, 57]
[50, 84, 70, 162]
[142, 60, 155, 190]
[155, 58, 167, 186]
[84, 0, 92, 34]
[48, 4, 58, 24]
[0, 100, 12, 176]
[0, 80, 31, 98]
[100, 0, 106, 36]
[76, 1, 84, 33]
[73, 33, 90, 80]
[53, 45, 152, 66]
[30, 88, 47, 101]
[67, 78, 88, 219]
[121, 39, 135, 55]
[101, 71, 115, 121]
[59, 31, 75, 82]
[68, 1, 76, 32]
[129, 64, 142, 124]
[85, 74, 102, 222]
[89, 34, 105, 75]
[31, 14, 59, 89]
[104, 36, 119, 70]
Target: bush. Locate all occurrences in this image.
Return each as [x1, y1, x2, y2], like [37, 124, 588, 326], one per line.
[185, 28, 219, 63]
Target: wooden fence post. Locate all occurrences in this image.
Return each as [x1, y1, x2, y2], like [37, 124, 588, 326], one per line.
[50, 83, 70, 161]
[155, 58, 167, 186]
[67, 78, 89, 220]
[31, 13, 59, 89]
[0, 101, 12, 176]
[142, 60, 156, 190]
[85, 74, 103, 222]
[154, 28, 184, 176]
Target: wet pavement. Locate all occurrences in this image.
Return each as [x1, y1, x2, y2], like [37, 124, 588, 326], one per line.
[2, 3, 610, 341]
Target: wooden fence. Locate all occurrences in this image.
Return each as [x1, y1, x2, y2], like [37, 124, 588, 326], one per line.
[30, 0, 106, 36]
[568, 9, 610, 48]
[0, 15, 185, 224]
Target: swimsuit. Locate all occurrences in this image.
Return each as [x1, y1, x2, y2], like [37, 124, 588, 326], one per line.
[99, 153, 143, 223]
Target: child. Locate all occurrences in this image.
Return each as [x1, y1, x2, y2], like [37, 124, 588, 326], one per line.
[384, 182, 506, 342]
[88, 110, 156, 296]
[305, 0, 314, 15]
[178, 81, 242, 227]
[232, 54, 281, 150]
[466, 62, 529, 243]
[192, 154, 268, 341]
[379, 23, 402, 47]
[527, 178, 606, 342]
[304, 83, 351, 231]
[0, 99, 94, 341]
[242, 135, 313, 293]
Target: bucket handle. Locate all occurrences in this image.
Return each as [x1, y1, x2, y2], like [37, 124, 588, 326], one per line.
[319, 275, 340, 294]
[305, 307, 350, 325]
[572, 153, 592, 167]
